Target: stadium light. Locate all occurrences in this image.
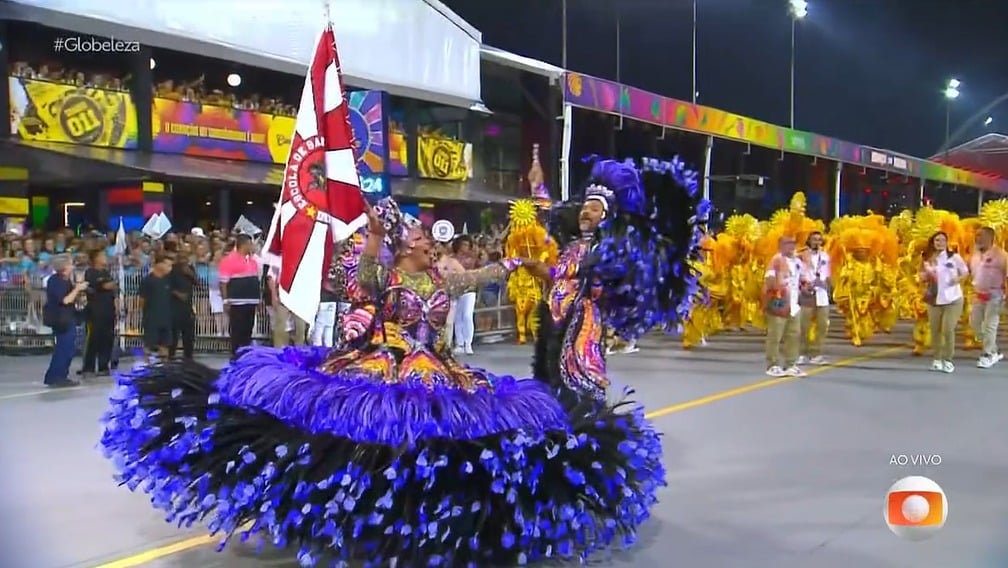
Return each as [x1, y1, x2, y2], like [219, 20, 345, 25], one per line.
[227, 73, 242, 87]
[789, 0, 808, 18]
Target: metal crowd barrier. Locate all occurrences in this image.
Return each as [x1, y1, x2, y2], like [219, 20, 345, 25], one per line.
[0, 264, 517, 355]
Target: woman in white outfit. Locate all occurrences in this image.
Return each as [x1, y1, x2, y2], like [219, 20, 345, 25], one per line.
[451, 236, 477, 354]
[920, 231, 968, 373]
[435, 246, 465, 350]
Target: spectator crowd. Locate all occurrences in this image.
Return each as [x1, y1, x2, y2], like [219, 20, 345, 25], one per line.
[0, 222, 514, 380]
[11, 60, 298, 117]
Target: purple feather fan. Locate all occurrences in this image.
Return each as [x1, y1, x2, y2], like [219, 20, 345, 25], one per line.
[214, 346, 571, 445]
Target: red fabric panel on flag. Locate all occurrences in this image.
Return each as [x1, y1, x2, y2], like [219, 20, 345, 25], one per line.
[312, 28, 366, 227]
[106, 187, 143, 205]
[268, 25, 367, 303]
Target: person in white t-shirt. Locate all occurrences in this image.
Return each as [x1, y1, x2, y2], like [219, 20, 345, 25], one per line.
[798, 231, 832, 365]
[920, 231, 969, 373]
[763, 236, 808, 377]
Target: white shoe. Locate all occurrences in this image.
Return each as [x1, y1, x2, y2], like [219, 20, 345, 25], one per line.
[978, 354, 995, 369]
[766, 365, 786, 377]
[453, 347, 465, 355]
[796, 355, 808, 365]
[930, 360, 943, 371]
[783, 365, 807, 377]
[464, 345, 474, 355]
[942, 360, 955, 373]
[996, 352, 1004, 363]
[809, 355, 827, 365]
[620, 344, 639, 354]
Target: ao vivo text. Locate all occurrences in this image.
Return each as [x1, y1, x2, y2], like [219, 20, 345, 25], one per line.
[890, 454, 942, 466]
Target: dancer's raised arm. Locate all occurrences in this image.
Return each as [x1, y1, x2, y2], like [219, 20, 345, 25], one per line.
[357, 207, 387, 295]
[442, 258, 543, 296]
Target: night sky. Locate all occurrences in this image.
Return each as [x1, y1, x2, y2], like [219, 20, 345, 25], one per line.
[443, 0, 1008, 159]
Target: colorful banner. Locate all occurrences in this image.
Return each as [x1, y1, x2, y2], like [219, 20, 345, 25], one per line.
[563, 72, 1008, 194]
[346, 90, 387, 175]
[417, 135, 470, 181]
[8, 77, 138, 148]
[152, 89, 386, 173]
[388, 111, 409, 176]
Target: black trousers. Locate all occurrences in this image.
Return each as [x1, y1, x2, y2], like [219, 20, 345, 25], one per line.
[83, 318, 115, 373]
[228, 304, 257, 359]
[170, 308, 195, 360]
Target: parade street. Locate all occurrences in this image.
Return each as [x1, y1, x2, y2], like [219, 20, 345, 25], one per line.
[2, 328, 1007, 568]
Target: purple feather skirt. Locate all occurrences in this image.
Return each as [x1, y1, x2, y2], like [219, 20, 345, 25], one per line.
[99, 345, 666, 567]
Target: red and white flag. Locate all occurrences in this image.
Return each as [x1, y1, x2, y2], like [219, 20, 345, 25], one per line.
[263, 25, 368, 324]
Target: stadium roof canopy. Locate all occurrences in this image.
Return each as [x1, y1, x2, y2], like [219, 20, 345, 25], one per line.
[930, 133, 1008, 179]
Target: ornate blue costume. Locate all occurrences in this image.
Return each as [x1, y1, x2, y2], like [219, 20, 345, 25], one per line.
[99, 156, 708, 566]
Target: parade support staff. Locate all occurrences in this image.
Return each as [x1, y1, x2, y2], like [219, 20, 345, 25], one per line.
[139, 254, 174, 363]
[82, 249, 117, 377]
[44, 255, 88, 387]
[169, 243, 198, 360]
[969, 226, 1007, 369]
[920, 231, 968, 374]
[219, 235, 261, 360]
[763, 236, 807, 378]
[798, 231, 831, 366]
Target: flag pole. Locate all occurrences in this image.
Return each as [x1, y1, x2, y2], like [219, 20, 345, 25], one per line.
[323, 0, 331, 25]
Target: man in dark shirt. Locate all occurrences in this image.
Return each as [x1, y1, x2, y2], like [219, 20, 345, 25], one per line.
[168, 244, 197, 360]
[82, 249, 117, 377]
[139, 253, 174, 363]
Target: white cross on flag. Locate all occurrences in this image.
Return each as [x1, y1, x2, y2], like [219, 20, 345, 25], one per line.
[263, 24, 368, 324]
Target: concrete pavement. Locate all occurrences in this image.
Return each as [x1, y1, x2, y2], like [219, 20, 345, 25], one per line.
[1, 328, 1005, 568]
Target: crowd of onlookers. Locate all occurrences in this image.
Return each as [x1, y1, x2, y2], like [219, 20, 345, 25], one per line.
[0, 222, 512, 347]
[11, 60, 298, 117]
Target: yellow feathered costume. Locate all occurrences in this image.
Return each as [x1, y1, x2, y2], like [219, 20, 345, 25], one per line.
[826, 213, 899, 346]
[504, 147, 558, 344]
[682, 234, 728, 348]
[719, 213, 764, 329]
[979, 198, 1008, 246]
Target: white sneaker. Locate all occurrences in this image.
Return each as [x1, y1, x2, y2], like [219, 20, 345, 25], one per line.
[942, 360, 955, 373]
[620, 344, 639, 354]
[996, 352, 1005, 363]
[809, 355, 827, 365]
[796, 356, 808, 365]
[978, 354, 995, 369]
[453, 347, 465, 356]
[766, 365, 786, 377]
[464, 345, 474, 355]
[783, 365, 807, 377]
[930, 360, 943, 371]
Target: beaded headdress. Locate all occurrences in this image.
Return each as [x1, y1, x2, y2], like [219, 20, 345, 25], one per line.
[582, 157, 645, 218]
[371, 197, 422, 252]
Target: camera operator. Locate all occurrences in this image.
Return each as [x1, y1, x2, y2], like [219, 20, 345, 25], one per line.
[81, 249, 116, 378]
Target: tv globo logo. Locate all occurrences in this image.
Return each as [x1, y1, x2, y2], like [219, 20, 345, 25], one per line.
[884, 476, 947, 540]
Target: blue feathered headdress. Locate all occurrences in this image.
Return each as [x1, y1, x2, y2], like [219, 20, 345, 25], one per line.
[579, 155, 711, 341]
[583, 158, 646, 219]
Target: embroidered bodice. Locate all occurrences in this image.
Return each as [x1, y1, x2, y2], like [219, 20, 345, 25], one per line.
[548, 237, 592, 323]
[545, 237, 609, 400]
[357, 255, 517, 349]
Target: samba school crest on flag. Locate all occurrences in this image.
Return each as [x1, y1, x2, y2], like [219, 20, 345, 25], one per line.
[263, 24, 368, 324]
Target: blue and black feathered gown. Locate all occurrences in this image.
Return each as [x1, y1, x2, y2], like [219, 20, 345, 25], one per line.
[99, 157, 704, 567]
[100, 283, 663, 565]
